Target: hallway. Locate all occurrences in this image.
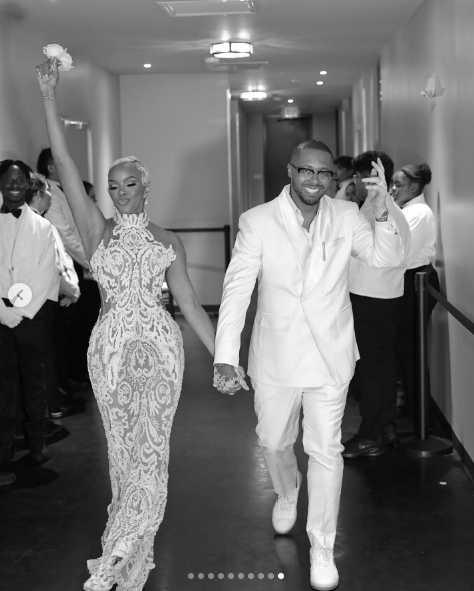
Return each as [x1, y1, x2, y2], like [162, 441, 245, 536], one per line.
[1, 314, 473, 591]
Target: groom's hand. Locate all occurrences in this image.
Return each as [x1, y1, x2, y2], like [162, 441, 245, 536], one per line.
[213, 364, 249, 395]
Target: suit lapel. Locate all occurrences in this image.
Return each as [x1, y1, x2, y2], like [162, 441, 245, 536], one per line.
[303, 196, 332, 296]
[277, 188, 307, 278]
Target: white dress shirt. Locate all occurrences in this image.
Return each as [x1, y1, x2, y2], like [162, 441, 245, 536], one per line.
[45, 180, 89, 269]
[349, 193, 435, 298]
[401, 194, 436, 269]
[334, 178, 353, 201]
[0, 203, 58, 318]
[30, 206, 81, 302]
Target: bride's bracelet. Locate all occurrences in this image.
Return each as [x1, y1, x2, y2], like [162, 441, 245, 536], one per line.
[42, 95, 57, 100]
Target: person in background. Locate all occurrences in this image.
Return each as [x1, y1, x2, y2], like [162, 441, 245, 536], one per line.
[391, 163, 439, 418]
[343, 150, 409, 459]
[83, 180, 96, 203]
[333, 155, 354, 201]
[0, 160, 58, 471]
[37, 148, 89, 388]
[26, 173, 81, 420]
[344, 181, 357, 203]
[76, 180, 102, 373]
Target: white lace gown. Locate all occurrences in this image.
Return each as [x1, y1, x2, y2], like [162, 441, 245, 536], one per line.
[84, 210, 184, 591]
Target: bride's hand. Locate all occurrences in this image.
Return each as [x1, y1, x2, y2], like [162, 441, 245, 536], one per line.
[36, 58, 60, 97]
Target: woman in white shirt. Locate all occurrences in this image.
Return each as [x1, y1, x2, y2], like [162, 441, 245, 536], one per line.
[391, 163, 440, 418]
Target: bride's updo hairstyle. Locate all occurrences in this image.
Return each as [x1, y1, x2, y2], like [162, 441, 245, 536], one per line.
[399, 163, 432, 194]
[108, 156, 151, 199]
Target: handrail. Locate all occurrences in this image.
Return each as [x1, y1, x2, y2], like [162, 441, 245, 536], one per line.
[165, 224, 231, 268]
[427, 284, 474, 336]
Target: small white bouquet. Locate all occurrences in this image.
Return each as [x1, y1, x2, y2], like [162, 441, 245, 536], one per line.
[43, 44, 74, 71]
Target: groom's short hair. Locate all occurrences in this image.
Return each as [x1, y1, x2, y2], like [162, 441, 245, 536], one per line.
[291, 139, 333, 161]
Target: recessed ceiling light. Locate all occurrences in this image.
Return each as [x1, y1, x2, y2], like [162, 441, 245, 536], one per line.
[144, 64, 152, 68]
[317, 81, 324, 85]
[157, 0, 256, 17]
[320, 70, 327, 75]
[210, 41, 253, 59]
[288, 99, 294, 103]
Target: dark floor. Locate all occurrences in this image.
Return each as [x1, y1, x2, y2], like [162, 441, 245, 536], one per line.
[1, 313, 474, 591]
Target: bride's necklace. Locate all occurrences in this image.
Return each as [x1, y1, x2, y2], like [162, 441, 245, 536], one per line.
[113, 209, 149, 228]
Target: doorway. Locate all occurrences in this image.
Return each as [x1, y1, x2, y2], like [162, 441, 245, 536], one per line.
[264, 116, 311, 202]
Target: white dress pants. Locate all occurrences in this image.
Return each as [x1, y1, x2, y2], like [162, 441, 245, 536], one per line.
[253, 380, 348, 550]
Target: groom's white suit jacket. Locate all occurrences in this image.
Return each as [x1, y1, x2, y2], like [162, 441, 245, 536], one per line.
[215, 186, 410, 387]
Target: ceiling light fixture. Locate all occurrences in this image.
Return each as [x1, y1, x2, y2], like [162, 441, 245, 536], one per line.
[240, 91, 267, 101]
[210, 41, 253, 59]
[288, 99, 294, 103]
[144, 64, 152, 68]
[158, 0, 256, 18]
[317, 81, 324, 85]
[320, 70, 327, 75]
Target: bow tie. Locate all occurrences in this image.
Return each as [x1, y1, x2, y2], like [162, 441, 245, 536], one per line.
[0, 205, 22, 219]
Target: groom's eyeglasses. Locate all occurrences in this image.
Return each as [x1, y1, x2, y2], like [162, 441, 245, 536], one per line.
[289, 163, 334, 183]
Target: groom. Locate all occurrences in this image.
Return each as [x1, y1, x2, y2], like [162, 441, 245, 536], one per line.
[213, 140, 410, 590]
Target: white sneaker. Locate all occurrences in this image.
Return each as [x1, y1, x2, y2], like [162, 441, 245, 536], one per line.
[271, 471, 302, 534]
[310, 547, 339, 590]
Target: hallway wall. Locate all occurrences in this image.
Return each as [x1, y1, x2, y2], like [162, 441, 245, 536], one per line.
[380, 0, 474, 460]
[120, 73, 231, 305]
[351, 65, 381, 154]
[0, 13, 121, 215]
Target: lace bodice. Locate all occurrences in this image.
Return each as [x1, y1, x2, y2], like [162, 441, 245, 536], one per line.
[90, 210, 175, 315]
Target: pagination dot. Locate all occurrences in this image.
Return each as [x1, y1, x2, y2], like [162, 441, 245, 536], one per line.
[258, 573, 264, 579]
[268, 573, 275, 579]
[238, 573, 244, 579]
[188, 573, 194, 579]
[228, 573, 234, 579]
[208, 573, 214, 579]
[198, 573, 204, 579]
[218, 573, 224, 579]
[278, 573, 285, 579]
[248, 573, 254, 579]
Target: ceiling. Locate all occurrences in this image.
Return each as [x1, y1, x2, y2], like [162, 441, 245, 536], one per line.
[7, 0, 424, 116]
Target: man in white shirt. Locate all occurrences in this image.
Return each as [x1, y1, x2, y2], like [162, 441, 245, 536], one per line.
[37, 148, 90, 385]
[333, 155, 355, 201]
[0, 160, 58, 467]
[36, 148, 89, 269]
[213, 140, 410, 590]
[27, 173, 81, 419]
[344, 151, 407, 459]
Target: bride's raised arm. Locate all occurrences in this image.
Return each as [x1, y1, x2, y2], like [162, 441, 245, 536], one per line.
[36, 57, 106, 261]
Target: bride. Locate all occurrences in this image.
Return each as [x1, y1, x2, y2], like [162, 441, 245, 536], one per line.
[36, 57, 218, 591]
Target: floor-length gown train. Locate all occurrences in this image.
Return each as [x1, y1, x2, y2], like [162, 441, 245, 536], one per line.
[84, 210, 184, 591]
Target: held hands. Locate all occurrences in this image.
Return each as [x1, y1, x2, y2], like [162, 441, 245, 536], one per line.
[213, 364, 250, 395]
[35, 58, 60, 98]
[362, 158, 389, 217]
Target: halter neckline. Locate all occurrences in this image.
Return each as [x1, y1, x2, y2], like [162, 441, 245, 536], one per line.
[114, 209, 149, 228]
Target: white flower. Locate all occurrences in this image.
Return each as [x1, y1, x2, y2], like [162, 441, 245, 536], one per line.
[43, 43, 64, 58]
[43, 43, 74, 72]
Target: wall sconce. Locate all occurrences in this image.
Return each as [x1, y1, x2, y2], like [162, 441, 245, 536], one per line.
[420, 76, 444, 98]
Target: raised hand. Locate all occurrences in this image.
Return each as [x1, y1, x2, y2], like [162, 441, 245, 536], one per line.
[362, 158, 388, 216]
[35, 58, 60, 98]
